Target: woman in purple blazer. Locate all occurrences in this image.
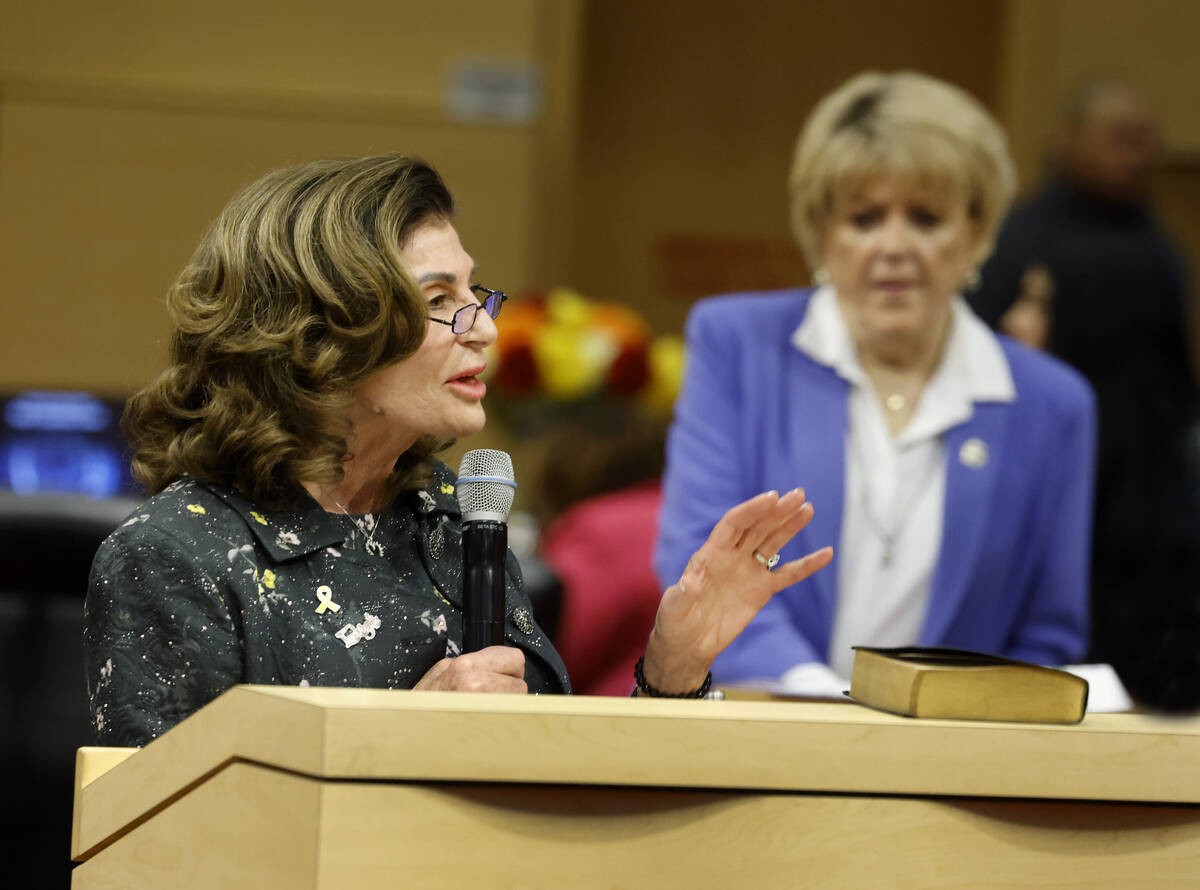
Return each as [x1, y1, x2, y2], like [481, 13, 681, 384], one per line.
[655, 72, 1096, 688]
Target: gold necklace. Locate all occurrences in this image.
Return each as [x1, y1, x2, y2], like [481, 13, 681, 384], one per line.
[884, 393, 907, 412]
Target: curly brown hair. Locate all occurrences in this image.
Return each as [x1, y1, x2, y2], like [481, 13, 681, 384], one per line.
[125, 154, 455, 508]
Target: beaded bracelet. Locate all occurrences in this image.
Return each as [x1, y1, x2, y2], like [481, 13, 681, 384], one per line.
[633, 655, 713, 698]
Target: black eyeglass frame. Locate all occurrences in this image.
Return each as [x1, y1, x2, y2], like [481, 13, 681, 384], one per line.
[428, 285, 507, 335]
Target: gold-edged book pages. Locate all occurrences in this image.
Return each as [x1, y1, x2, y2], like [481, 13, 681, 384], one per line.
[848, 647, 1089, 724]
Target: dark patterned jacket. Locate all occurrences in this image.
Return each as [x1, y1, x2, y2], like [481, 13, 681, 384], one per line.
[85, 461, 570, 746]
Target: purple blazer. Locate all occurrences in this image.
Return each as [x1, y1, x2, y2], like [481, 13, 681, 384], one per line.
[655, 289, 1096, 682]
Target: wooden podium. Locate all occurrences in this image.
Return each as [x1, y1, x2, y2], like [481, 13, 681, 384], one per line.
[71, 685, 1200, 888]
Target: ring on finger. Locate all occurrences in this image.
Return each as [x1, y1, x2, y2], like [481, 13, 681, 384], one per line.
[753, 549, 780, 570]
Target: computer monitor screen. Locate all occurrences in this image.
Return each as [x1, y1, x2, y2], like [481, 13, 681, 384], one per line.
[0, 391, 138, 497]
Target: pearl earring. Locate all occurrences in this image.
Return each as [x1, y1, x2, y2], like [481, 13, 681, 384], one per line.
[813, 267, 830, 286]
[964, 268, 982, 292]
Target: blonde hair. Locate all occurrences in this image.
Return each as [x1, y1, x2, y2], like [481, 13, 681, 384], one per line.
[125, 154, 454, 509]
[789, 71, 1016, 267]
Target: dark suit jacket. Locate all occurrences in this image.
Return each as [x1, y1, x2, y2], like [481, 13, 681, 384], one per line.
[85, 461, 569, 746]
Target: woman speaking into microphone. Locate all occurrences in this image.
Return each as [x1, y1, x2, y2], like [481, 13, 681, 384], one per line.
[85, 155, 833, 747]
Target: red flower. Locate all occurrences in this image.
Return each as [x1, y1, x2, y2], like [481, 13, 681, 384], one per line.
[607, 342, 650, 396]
[496, 341, 540, 396]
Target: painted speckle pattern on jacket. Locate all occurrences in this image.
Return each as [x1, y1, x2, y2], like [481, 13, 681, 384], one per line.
[84, 461, 569, 746]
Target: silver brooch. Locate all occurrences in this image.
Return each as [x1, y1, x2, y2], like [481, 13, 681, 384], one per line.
[511, 607, 534, 634]
[417, 490, 437, 514]
[429, 523, 445, 560]
[334, 612, 381, 648]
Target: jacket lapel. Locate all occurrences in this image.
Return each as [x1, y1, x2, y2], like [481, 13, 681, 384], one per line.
[408, 464, 465, 610]
[785, 357, 848, 645]
[197, 481, 346, 562]
[921, 403, 1009, 644]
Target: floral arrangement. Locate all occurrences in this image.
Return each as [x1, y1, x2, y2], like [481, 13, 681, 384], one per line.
[485, 288, 685, 418]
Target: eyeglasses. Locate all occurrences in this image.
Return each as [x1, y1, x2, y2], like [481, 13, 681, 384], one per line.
[428, 285, 507, 335]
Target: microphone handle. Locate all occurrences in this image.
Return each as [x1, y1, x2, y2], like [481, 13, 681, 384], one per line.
[461, 519, 508, 653]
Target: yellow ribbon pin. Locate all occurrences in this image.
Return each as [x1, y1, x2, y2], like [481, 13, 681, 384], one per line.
[315, 585, 340, 614]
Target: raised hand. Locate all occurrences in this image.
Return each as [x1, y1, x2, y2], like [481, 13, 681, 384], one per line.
[642, 488, 833, 694]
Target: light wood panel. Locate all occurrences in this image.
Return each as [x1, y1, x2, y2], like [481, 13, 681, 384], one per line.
[567, 0, 1005, 332]
[1000, 0, 1200, 173]
[0, 100, 537, 392]
[317, 783, 1200, 889]
[6, 1, 1200, 395]
[72, 762, 1200, 889]
[73, 762, 321, 890]
[0, 0, 540, 105]
[0, 0, 581, 394]
[71, 687, 1200, 889]
[73, 684, 327, 860]
[73, 685, 1200, 861]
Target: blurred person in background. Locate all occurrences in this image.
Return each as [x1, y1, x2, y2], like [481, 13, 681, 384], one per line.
[657, 71, 1096, 691]
[537, 409, 669, 696]
[85, 154, 834, 746]
[971, 79, 1200, 710]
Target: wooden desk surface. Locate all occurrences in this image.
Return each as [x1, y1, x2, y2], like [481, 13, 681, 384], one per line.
[74, 685, 1200, 861]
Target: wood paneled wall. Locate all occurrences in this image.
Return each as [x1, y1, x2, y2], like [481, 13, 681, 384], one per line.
[1000, 0, 1200, 180]
[0, 0, 581, 394]
[568, 0, 1200, 334]
[566, 0, 1006, 333]
[3, 0, 1199, 397]
[999, 0, 1200, 311]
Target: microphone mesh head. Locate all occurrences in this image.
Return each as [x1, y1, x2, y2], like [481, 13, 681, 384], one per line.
[456, 449, 516, 521]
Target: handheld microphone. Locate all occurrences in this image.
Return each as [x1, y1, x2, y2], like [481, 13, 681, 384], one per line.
[456, 449, 517, 653]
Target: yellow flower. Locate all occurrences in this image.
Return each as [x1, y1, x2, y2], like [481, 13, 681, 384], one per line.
[439, 483, 455, 495]
[533, 323, 612, 400]
[250, 511, 268, 526]
[261, 569, 277, 589]
[186, 504, 207, 515]
[642, 335, 687, 415]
